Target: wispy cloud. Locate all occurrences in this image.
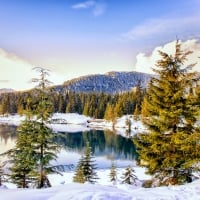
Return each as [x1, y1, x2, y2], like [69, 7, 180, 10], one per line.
[72, 0, 95, 9]
[72, 1, 106, 16]
[122, 14, 200, 41]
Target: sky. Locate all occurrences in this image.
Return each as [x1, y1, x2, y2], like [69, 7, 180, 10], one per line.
[0, 0, 200, 90]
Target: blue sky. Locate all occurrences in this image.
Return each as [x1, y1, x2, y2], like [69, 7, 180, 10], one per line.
[0, 0, 200, 90]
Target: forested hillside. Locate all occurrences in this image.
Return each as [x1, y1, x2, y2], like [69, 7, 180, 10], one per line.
[56, 71, 152, 94]
[0, 71, 149, 119]
[0, 83, 145, 119]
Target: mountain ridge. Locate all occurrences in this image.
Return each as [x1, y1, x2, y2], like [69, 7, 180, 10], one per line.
[55, 71, 153, 94]
[0, 88, 15, 94]
[0, 71, 153, 94]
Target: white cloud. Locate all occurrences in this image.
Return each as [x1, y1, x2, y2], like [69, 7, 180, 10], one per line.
[134, 39, 200, 74]
[72, 1, 106, 16]
[0, 49, 66, 91]
[0, 49, 34, 90]
[122, 15, 200, 41]
[72, 1, 95, 9]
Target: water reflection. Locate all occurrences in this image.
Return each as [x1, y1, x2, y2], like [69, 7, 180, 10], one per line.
[0, 124, 17, 154]
[0, 124, 137, 161]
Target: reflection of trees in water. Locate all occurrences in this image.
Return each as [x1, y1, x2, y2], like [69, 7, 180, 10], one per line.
[53, 129, 137, 160]
[104, 130, 137, 160]
[0, 124, 17, 144]
[0, 124, 137, 160]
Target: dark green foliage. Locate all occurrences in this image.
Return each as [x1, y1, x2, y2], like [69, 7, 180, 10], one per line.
[31, 67, 59, 188]
[31, 121, 59, 188]
[73, 157, 86, 183]
[109, 162, 117, 184]
[121, 166, 138, 185]
[135, 41, 200, 185]
[0, 85, 146, 119]
[0, 161, 5, 186]
[133, 80, 144, 120]
[9, 67, 60, 188]
[9, 120, 37, 188]
[73, 142, 98, 184]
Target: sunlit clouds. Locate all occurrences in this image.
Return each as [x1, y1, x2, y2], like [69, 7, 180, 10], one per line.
[0, 1, 199, 90]
[135, 39, 200, 74]
[0, 49, 66, 91]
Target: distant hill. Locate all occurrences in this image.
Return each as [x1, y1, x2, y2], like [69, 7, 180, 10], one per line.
[0, 88, 15, 94]
[55, 71, 153, 94]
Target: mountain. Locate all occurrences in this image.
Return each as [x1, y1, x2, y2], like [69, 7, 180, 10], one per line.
[56, 71, 153, 94]
[0, 88, 15, 94]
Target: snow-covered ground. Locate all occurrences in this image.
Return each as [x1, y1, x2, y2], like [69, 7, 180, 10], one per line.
[1, 113, 200, 200]
[1, 172, 200, 200]
[0, 113, 146, 135]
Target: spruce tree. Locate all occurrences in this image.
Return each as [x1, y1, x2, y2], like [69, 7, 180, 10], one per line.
[121, 166, 138, 185]
[134, 41, 200, 185]
[9, 67, 60, 188]
[133, 80, 143, 120]
[109, 162, 117, 184]
[0, 161, 5, 186]
[9, 120, 37, 188]
[31, 67, 59, 188]
[73, 142, 98, 183]
[73, 157, 86, 183]
[104, 104, 117, 128]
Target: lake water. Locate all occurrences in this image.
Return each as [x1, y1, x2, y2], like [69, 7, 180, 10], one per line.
[0, 124, 137, 169]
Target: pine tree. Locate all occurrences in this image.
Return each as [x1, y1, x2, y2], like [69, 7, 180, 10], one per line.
[31, 67, 59, 188]
[83, 102, 90, 116]
[133, 80, 143, 120]
[121, 166, 138, 185]
[73, 142, 98, 184]
[109, 162, 117, 184]
[134, 41, 200, 185]
[0, 161, 5, 186]
[1, 95, 10, 116]
[9, 120, 37, 188]
[141, 95, 149, 120]
[9, 67, 60, 188]
[73, 157, 86, 183]
[33, 121, 59, 188]
[104, 104, 117, 128]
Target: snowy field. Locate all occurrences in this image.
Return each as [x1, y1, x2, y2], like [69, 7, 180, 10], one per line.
[1, 174, 200, 200]
[0, 113, 200, 200]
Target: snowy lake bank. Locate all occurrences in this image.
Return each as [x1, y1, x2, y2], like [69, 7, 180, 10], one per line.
[1, 113, 200, 200]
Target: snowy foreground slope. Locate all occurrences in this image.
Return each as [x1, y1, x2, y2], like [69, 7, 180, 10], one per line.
[1, 113, 200, 200]
[1, 180, 200, 200]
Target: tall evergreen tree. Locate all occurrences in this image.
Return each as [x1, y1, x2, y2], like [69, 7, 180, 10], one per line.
[9, 67, 60, 188]
[104, 104, 117, 128]
[31, 67, 59, 188]
[134, 41, 200, 185]
[73, 156, 86, 183]
[73, 142, 98, 184]
[0, 161, 5, 186]
[133, 81, 144, 120]
[9, 120, 37, 188]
